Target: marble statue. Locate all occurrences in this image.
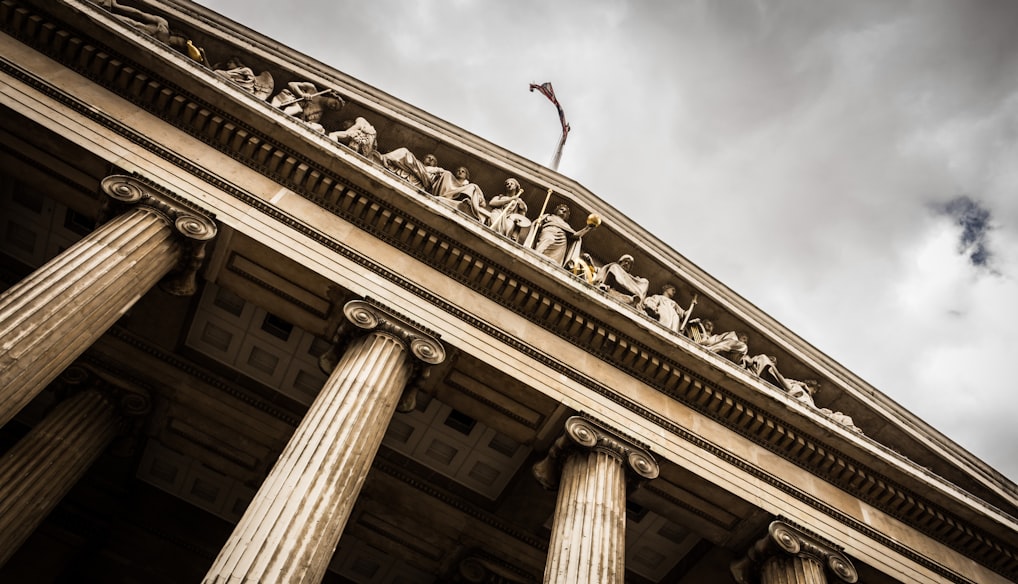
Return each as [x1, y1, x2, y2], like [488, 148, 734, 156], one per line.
[526, 203, 598, 268]
[774, 372, 863, 433]
[698, 320, 749, 362]
[643, 284, 690, 334]
[742, 353, 781, 385]
[820, 408, 863, 433]
[379, 149, 442, 191]
[328, 117, 378, 160]
[431, 166, 488, 222]
[593, 254, 650, 308]
[213, 57, 273, 100]
[421, 154, 444, 189]
[486, 178, 531, 241]
[97, 0, 204, 62]
[270, 81, 344, 133]
[782, 378, 819, 408]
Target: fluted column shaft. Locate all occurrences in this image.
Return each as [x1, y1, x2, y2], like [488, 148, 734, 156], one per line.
[761, 555, 827, 584]
[0, 386, 120, 566]
[534, 416, 659, 584]
[546, 449, 627, 583]
[204, 299, 445, 584]
[0, 175, 215, 428]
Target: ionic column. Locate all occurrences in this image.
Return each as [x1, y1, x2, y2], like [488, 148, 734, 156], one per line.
[532, 415, 659, 584]
[0, 175, 216, 427]
[204, 299, 445, 584]
[0, 366, 149, 566]
[730, 519, 858, 584]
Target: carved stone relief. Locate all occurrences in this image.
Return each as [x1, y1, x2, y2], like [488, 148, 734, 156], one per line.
[83, 0, 864, 436]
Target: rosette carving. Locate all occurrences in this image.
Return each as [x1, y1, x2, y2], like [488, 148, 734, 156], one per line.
[731, 518, 858, 584]
[533, 414, 659, 490]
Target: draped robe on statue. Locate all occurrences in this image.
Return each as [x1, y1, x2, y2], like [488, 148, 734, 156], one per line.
[593, 260, 650, 307]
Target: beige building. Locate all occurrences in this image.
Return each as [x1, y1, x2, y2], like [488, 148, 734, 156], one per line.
[1, 1, 1016, 582]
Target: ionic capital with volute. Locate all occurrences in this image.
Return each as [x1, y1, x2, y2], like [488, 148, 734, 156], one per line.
[532, 414, 659, 490]
[57, 364, 152, 420]
[731, 519, 858, 584]
[341, 298, 445, 363]
[205, 297, 445, 584]
[320, 294, 445, 413]
[100, 174, 217, 296]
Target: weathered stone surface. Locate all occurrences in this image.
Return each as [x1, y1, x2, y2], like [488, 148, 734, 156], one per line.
[203, 299, 443, 584]
[0, 376, 121, 566]
[0, 175, 214, 428]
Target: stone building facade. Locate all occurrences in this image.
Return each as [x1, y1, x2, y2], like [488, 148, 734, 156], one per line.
[0, 1, 1015, 582]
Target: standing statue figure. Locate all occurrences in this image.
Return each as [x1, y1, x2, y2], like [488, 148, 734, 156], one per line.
[431, 166, 488, 222]
[643, 284, 691, 334]
[486, 178, 531, 241]
[270, 81, 344, 133]
[698, 320, 749, 362]
[213, 57, 274, 100]
[328, 117, 378, 160]
[525, 203, 597, 268]
[592, 254, 650, 308]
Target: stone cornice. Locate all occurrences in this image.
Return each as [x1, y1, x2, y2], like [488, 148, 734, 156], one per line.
[1, 2, 1015, 581]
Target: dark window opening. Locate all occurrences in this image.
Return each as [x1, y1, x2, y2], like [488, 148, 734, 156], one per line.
[261, 313, 293, 341]
[443, 409, 476, 435]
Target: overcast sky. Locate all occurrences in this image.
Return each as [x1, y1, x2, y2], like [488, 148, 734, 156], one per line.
[197, 0, 1018, 483]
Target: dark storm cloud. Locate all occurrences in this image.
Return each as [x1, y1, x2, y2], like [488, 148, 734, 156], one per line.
[939, 196, 993, 268]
